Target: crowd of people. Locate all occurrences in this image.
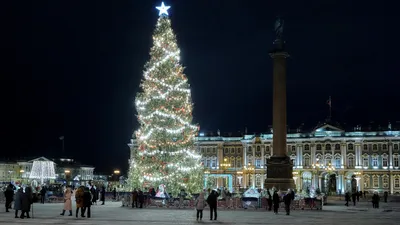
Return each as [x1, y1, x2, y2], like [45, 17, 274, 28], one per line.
[2, 182, 107, 219]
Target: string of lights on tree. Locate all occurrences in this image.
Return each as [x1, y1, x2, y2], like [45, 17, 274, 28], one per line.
[127, 2, 204, 195]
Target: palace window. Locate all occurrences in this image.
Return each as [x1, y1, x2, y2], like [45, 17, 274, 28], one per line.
[256, 175, 262, 187]
[305, 144, 310, 151]
[236, 157, 242, 168]
[382, 156, 388, 167]
[394, 156, 399, 168]
[383, 144, 387, 150]
[364, 176, 370, 188]
[316, 144, 322, 150]
[231, 148, 235, 154]
[363, 157, 369, 167]
[373, 176, 379, 188]
[255, 158, 262, 168]
[348, 155, 355, 168]
[291, 146, 296, 152]
[230, 157, 236, 168]
[326, 144, 331, 150]
[335, 144, 340, 150]
[395, 178, 400, 188]
[394, 144, 399, 151]
[303, 155, 311, 167]
[372, 156, 378, 167]
[373, 144, 378, 151]
[348, 144, 354, 150]
[383, 176, 389, 188]
[266, 146, 270, 152]
[363, 144, 368, 150]
[248, 146, 252, 154]
[334, 156, 341, 168]
[257, 146, 261, 153]
[211, 159, 217, 168]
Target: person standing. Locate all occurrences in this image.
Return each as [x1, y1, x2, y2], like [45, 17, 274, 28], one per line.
[132, 189, 138, 208]
[90, 186, 97, 205]
[60, 186, 73, 216]
[345, 192, 350, 206]
[20, 187, 32, 219]
[206, 190, 219, 221]
[283, 190, 292, 215]
[195, 192, 206, 221]
[384, 191, 388, 203]
[40, 186, 46, 204]
[179, 189, 186, 208]
[138, 189, 144, 208]
[82, 187, 92, 218]
[100, 186, 106, 205]
[266, 188, 272, 211]
[112, 187, 117, 201]
[352, 192, 356, 206]
[4, 183, 14, 212]
[272, 190, 280, 214]
[372, 192, 380, 208]
[75, 186, 85, 218]
[13, 188, 23, 218]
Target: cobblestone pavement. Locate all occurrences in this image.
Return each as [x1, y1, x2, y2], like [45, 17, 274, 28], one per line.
[0, 200, 399, 225]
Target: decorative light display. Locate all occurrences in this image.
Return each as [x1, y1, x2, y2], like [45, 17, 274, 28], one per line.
[156, 2, 170, 16]
[29, 160, 56, 184]
[127, 3, 203, 195]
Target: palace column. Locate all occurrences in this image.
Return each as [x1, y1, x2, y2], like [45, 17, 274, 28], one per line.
[264, 18, 295, 191]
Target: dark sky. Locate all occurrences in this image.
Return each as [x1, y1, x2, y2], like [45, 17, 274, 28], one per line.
[3, 0, 399, 173]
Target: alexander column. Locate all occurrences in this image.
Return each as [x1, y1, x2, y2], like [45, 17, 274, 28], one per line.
[264, 18, 295, 191]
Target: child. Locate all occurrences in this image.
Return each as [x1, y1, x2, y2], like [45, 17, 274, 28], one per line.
[195, 192, 206, 221]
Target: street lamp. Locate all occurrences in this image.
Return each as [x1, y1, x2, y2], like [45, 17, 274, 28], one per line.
[220, 159, 231, 188]
[244, 163, 255, 188]
[8, 170, 13, 183]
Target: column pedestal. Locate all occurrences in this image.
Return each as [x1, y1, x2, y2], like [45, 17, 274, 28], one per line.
[265, 156, 295, 190]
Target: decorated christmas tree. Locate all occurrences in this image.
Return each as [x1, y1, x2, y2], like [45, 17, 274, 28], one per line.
[128, 2, 203, 195]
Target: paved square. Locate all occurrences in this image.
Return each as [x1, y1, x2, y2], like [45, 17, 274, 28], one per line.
[0, 200, 399, 224]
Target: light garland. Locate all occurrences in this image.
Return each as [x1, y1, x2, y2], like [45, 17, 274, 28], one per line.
[127, 5, 204, 194]
[29, 160, 56, 184]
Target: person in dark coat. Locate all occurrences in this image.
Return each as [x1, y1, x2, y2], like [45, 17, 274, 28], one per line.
[266, 189, 272, 211]
[4, 183, 14, 212]
[132, 189, 138, 208]
[100, 186, 105, 205]
[283, 190, 292, 215]
[352, 193, 356, 206]
[112, 187, 117, 200]
[20, 187, 33, 219]
[356, 191, 360, 202]
[345, 192, 350, 206]
[206, 190, 219, 220]
[372, 193, 380, 208]
[40, 186, 46, 204]
[383, 191, 388, 203]
[14, 188, 23, 218]
[82, 187, 92, 218]
[272, 190, 280, 214]
[90, 186, 97, 205]
[138, 189, 144, 208]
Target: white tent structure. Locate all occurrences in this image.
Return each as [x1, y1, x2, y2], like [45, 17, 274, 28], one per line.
[29, 157, 56, 184]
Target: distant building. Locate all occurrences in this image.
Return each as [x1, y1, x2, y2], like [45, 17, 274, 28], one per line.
[0, 156, 94, 187]
[191, 121, 400, 194]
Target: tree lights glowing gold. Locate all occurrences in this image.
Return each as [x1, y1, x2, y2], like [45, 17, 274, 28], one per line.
[128, 3, 203, 195]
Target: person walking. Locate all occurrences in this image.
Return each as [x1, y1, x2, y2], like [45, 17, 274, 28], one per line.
[60, 186, 73, 216]
[13, 188, 23, 218]
[206, 190, 219, 221]
[266, 188, 272, 211]
[4, 183, 14, 212]
[195, 192, 206, 221]
[384, 191, 388, 203]
[132, 188, 138, 208]
[372, 192, 380, 208]
[345, 192, 350, 206]
[272, 190, 280, 214]
[179, 189, 186, 209]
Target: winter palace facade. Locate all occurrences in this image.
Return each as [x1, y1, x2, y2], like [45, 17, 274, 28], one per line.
[195, 123, 400, 194]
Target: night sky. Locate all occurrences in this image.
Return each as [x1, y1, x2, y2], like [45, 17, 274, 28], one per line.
[4, 1, 398, 173]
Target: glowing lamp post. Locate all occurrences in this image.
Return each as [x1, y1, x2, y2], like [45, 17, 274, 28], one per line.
[245, 163, 255, 188]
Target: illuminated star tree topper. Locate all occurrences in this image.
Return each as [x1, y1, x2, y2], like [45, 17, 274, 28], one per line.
[156, 2, 171, 16]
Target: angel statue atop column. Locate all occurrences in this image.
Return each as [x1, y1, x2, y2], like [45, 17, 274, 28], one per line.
[274, 17, 284, 39]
